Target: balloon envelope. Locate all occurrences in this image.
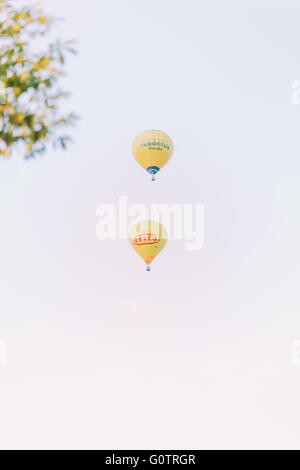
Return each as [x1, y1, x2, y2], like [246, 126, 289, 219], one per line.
[132, 130, 174, 178]
[129, 220, 168, 268]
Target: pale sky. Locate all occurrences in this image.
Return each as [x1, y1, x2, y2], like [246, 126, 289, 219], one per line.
[0, 0, 300, 450]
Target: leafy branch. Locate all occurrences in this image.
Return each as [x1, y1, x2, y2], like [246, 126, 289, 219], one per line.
[0, 0, 78, 158]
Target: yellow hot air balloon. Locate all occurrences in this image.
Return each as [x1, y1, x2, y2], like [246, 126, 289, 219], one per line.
[132, 130, 174, 181]
[129, 220, 168, 271]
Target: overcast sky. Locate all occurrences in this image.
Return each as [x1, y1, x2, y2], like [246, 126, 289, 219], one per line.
[0, 0, 300, 450]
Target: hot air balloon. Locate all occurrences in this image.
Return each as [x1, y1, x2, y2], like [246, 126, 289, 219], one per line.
[132, 130, 174, 181]
[129, 220, 168, 271]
